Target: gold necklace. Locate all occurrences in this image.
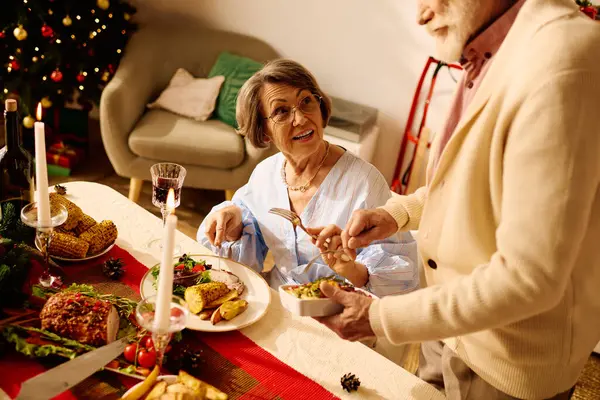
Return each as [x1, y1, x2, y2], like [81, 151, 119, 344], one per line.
[281, 142, 330, 193]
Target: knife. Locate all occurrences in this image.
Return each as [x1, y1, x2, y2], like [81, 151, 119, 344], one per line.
[16, 336, 131, 400]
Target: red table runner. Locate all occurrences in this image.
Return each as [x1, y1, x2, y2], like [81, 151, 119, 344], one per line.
[0, 245, 339, 400]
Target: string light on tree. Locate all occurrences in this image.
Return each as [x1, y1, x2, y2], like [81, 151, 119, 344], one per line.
[41, 97, 52, 108]
[23, 115, 34, 129]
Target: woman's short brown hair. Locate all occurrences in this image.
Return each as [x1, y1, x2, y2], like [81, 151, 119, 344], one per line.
[236, 59, 332, 148]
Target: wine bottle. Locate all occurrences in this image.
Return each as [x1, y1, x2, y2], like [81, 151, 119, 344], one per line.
[0, 99, 35, 242]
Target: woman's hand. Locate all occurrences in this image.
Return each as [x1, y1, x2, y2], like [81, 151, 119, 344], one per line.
[307, 225, 369, 287]
[204, 205, 243, 247]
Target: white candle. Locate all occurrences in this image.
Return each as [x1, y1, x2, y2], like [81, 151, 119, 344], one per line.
[34, 103, 50, 227]
[154, 189, 177, 332]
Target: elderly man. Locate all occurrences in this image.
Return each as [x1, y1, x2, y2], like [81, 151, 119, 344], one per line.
[314, 0, 600, 399]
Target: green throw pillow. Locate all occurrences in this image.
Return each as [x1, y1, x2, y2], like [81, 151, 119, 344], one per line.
[208, 52, 263, 128]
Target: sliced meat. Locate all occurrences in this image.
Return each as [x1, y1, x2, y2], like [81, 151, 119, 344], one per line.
[39, 292, 119, 346]
[209, 269, 245, 295]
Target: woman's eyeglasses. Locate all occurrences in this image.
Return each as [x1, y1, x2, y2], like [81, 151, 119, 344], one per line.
[265, 94, 322, 125]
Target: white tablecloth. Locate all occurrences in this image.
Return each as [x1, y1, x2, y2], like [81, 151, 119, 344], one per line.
[63, 181, 444, 400]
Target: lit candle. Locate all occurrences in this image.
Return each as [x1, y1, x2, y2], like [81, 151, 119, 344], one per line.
[154, 189, 177, 332]
[34, 103, 51, 227]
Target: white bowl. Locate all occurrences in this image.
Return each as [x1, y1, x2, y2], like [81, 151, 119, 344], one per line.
[122, 375, 177, 398]
[278, 285, 345, 317]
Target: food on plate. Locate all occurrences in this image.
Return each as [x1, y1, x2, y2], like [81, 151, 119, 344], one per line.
[79, 220, 118, 255]
[184, 282, 229, 314]
[39, 291, 120, 346]
[120, 365, 160, 400]
[74, 213, 97, 236]
[138, 370, 228, 400]
[50, 192, 83, 230]
[204, 290, 238, 309]
[49, 232, 90, 258]
[47, 193, 118, 258]
[218, 300, 248, 321]
[152, 255, 246, 297]
[284, 277, 368, 299]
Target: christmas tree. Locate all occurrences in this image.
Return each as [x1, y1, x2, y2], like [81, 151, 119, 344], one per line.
[0, 0, 136, 128]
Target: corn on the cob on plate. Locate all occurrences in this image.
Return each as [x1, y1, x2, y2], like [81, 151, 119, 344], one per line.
[185, 282, 230, 314]
[55, 226, 76, 236]
[79, 220, 118, 255]
[49, 193, 83, 230]
[74, 214, 97, 236]
[49, 232, 90, 258]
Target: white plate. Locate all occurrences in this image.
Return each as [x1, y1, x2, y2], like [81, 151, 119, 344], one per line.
[140, 255, 271, 332]
[122, 375, 177, 398]
[35, 238, 115, 262]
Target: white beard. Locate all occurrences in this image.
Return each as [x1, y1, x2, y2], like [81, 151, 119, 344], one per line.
[428, 0, 481, 63]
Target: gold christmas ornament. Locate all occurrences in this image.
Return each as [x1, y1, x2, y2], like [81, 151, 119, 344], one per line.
[23, 116, 35, 129]
[97, 0, 110, 10]
[101, 71, 110, 82]
[41, 97, 52, 108]
[13, 25, 27, 41]
[123, 13, 131, 21]
[62, 15, 73, 26]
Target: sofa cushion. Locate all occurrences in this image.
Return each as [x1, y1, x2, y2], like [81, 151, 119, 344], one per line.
[147, 69, 225, 121]
[129, 109, 245, 169]
[208, 52, 263, 128]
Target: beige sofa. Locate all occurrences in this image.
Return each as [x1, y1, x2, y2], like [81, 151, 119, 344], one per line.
[99, 26, 278, 201]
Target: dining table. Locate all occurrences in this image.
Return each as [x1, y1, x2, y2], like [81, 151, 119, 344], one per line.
[0, 181, 445, 400]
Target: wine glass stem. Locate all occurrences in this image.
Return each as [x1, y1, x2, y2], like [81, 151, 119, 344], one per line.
[37, 229, 53, 287]
[152, 331, 172, 367]
[160, 207, 170, 227]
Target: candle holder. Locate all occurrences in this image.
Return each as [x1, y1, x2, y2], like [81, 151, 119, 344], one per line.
[20, 202, 68, 288]
[136, 295, 189, 367]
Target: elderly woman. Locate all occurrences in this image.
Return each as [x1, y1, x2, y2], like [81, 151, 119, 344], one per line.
[197, 59, 418, 297]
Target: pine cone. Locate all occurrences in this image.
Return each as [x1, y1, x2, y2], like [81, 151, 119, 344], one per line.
[54, 184, 67, 195]
[102, 257, 124, 280]
[341, 373, 360, 392]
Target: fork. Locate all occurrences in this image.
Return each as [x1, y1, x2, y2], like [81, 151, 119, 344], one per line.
[268, 208, 318, 240]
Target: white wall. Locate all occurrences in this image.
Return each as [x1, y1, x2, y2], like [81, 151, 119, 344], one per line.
[134, 0, 459, 183]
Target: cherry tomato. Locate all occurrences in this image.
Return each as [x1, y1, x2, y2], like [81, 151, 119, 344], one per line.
[192, 265, 205, 273]
[123, 344, 137, 363]
[174, 264, 185, 271]
[137, 348, 156, 368]
[144, 337, 154, 350]
[105, 360, 119, 369]
[170, 308, 184, 318]
[136, 367, 151, 377]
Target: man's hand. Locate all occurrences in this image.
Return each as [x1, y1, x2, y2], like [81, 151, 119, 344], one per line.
[341, 209, 398, 255]
[314, 282, 375, 341]
[203, 205, 243, 247]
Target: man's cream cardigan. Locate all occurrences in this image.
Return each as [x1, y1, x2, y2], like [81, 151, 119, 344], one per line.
[370, 0, 600, 398]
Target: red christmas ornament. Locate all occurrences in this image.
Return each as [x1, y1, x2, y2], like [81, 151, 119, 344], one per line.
[108, 64, 115, 74]
[0, 31, 5, 39]
[76, 73, 85, 83]
[88, 49, 95, 57]
[9, 60, 20, 71]
[41, 24, 54, 38]
[50, 69, 63, 82]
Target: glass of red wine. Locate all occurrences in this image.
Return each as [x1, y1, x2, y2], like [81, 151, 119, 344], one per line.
[147, 163, 186, 252]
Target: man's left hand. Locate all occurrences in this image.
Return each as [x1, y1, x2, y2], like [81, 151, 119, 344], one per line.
[314, 282, 376, 341]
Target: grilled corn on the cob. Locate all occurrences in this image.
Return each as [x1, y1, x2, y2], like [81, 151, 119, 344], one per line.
[49, 193, 83, 230]
[74, 214, 97, 236]
[79, 220, 118, 255]
[49, 232, 90, 258]
[55, 226, 76, 236]
[185, 282, 230, 314]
